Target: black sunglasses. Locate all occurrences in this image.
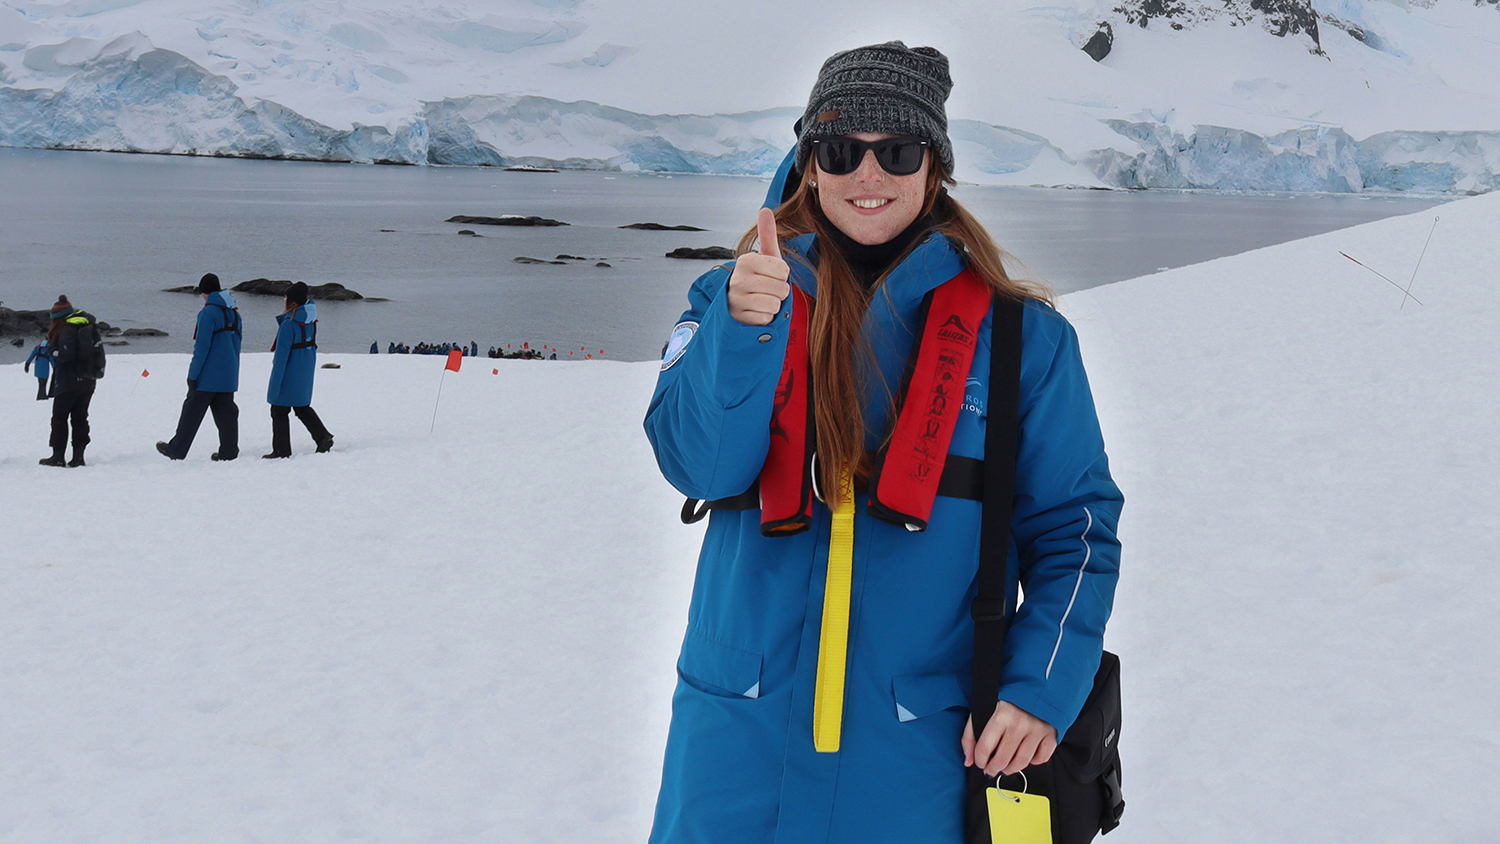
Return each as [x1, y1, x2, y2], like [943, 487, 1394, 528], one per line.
[812, 136, 929, 177]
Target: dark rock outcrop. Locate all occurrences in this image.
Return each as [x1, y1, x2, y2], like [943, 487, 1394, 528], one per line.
[666, 246, 735, 260]
[596, 262, 612, 268]
[1111, 0, 1320, 51]
[233, 279, 365, 301]
[556, 254, 587, 260]
[122, 328, 169, 337]
[446, 215, 569, 227]
[514, 256, 567, 265]
[162, 279, 366, 300]
[621, 223, 708, 231]
[457, 229, 481, 236]
[0, 306, 51, 336]
[1083, 23, 1114, 61]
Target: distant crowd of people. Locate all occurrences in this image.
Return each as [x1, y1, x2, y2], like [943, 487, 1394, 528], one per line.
[27, 274, 333, 467]
[374, 341, 557, 360]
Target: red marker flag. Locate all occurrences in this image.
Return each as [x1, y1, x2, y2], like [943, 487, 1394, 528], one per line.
[445, 350, 462, 372]
[492, 368, 498, 375]
[142, 369, 150, 377]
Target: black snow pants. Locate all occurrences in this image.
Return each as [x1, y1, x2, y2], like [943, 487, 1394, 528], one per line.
[167, 389, 238, 459]
[269, 405, 331, 456]
[49, 381, 95, 454]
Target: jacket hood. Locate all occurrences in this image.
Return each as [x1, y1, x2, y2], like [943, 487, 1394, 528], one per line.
[764, 144, 800, 210]
[206, 290, 237, 309]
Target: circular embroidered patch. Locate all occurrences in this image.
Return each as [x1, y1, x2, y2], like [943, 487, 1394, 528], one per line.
[660, 320, 699, 371]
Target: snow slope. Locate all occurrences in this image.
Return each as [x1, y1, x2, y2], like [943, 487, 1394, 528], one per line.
[3, 0, 1500, 190]
[3, 189, 1500, 840]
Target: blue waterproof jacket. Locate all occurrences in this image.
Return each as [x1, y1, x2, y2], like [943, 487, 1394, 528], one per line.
[24, 340, 50, 380]
[188, 291, 242, 392]
[643, 157, 1122, 844]
[268, 303, 317, 407]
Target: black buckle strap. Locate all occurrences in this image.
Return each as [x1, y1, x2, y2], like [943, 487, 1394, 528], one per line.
[681, 453, 986, 525]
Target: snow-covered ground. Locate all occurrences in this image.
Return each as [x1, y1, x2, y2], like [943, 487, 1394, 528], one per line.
[4, 189, 1499, 841]
[2, 0, 1500, 190]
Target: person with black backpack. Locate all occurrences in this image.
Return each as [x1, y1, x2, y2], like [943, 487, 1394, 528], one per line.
[263, 282, 334, 458]
[39, 295, 105, 467]
[157, 273, 242, 461]
[643, 43, 1123, 844]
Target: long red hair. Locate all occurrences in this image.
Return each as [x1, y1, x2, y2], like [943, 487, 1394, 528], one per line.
[735, 156, 1053, 497]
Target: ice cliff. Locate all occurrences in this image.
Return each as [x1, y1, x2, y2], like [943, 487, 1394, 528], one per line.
[2, 0, 1499, 194]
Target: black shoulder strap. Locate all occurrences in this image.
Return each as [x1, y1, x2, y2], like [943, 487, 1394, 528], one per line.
[213, 304, 242, 336]
[290, 320, 318, 350]
[964, 296, 1024, 844]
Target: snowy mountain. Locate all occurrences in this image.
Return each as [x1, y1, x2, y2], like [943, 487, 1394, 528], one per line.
[2, 0, 1499, 192]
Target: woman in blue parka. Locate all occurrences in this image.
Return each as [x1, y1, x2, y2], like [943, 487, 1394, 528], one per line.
[643, 42, 1122, 844]
[264, 282, 334, 458]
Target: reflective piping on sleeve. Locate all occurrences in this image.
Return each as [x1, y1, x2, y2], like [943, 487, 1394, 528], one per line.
[1045, 507, 1093, 680]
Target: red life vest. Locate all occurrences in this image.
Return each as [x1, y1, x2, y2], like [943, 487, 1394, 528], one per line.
[758, 267, 994, 535]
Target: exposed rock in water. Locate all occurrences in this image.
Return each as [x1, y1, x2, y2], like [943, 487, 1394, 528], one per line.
[233, 279, 365, 301]
[1083, 23, 1113, 61]
[447, 215, 569, 227]
[162, 279, 367, 301]
[0, 306, 51, 337]
[379, 229, 396, 233]
[596, 262, 612, 268]
[122, 328, 169, 337]
[514, 256, 567, 265]
[621, 222, 707, 231]
[556, 254, 587, 260]
[457, 230, 482, 237]
[105, 340, 129, 346]
[504, 165, 558, 172]
[321, 363, 342, 369]
[666, 246, 735, 260]
[10, 337, 23, 347]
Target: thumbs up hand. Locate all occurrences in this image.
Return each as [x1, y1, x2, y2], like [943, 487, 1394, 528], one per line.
[727, 207, 791, 326]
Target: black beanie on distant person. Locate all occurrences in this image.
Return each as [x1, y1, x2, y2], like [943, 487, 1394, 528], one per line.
[196, 273, 221, 295]
[287, 281, 309, 305]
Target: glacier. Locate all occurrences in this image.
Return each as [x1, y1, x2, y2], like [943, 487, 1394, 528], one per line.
[2, 0, 1500, 194]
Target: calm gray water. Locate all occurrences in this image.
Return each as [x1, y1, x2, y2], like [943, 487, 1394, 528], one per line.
[1, 147, 1445, 363]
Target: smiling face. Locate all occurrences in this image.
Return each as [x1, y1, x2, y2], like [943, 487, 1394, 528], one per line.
[813, 132, 930, 246]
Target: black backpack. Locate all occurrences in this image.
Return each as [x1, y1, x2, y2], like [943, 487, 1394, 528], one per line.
[52, 315, 106, 380]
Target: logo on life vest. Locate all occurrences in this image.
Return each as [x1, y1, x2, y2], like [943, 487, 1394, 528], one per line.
[936, 314, 973, 344]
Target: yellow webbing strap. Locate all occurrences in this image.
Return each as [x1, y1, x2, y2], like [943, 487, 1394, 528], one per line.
[813, 470, 855, 753]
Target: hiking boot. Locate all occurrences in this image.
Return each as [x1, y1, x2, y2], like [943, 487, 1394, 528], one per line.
[210, 452, 236, 462]
[67, 447, 86, 468]
[262, 451, 291, 459]
[39, 453, 66, 467]
[156, 441, 182, 460]
[316, 436, 334, 454]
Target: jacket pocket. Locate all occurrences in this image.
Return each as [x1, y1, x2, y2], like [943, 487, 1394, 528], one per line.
[892, 672, 970, 722]
[677, 629, 763, 699]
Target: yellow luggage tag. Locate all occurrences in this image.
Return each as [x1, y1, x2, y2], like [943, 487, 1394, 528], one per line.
[986, 772, 1051, 844]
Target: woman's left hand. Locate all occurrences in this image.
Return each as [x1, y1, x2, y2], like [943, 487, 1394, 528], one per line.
[962, 701, 1058, 778]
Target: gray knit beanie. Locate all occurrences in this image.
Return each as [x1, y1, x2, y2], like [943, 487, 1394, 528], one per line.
[795, 41, 954, 176]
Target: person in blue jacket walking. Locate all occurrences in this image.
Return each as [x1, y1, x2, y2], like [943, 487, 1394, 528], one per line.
[24, 337, 51, 400]
[157, 273, 242, 461]
[263, 282, 334, 458]
[643, 42, 1122, 844]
